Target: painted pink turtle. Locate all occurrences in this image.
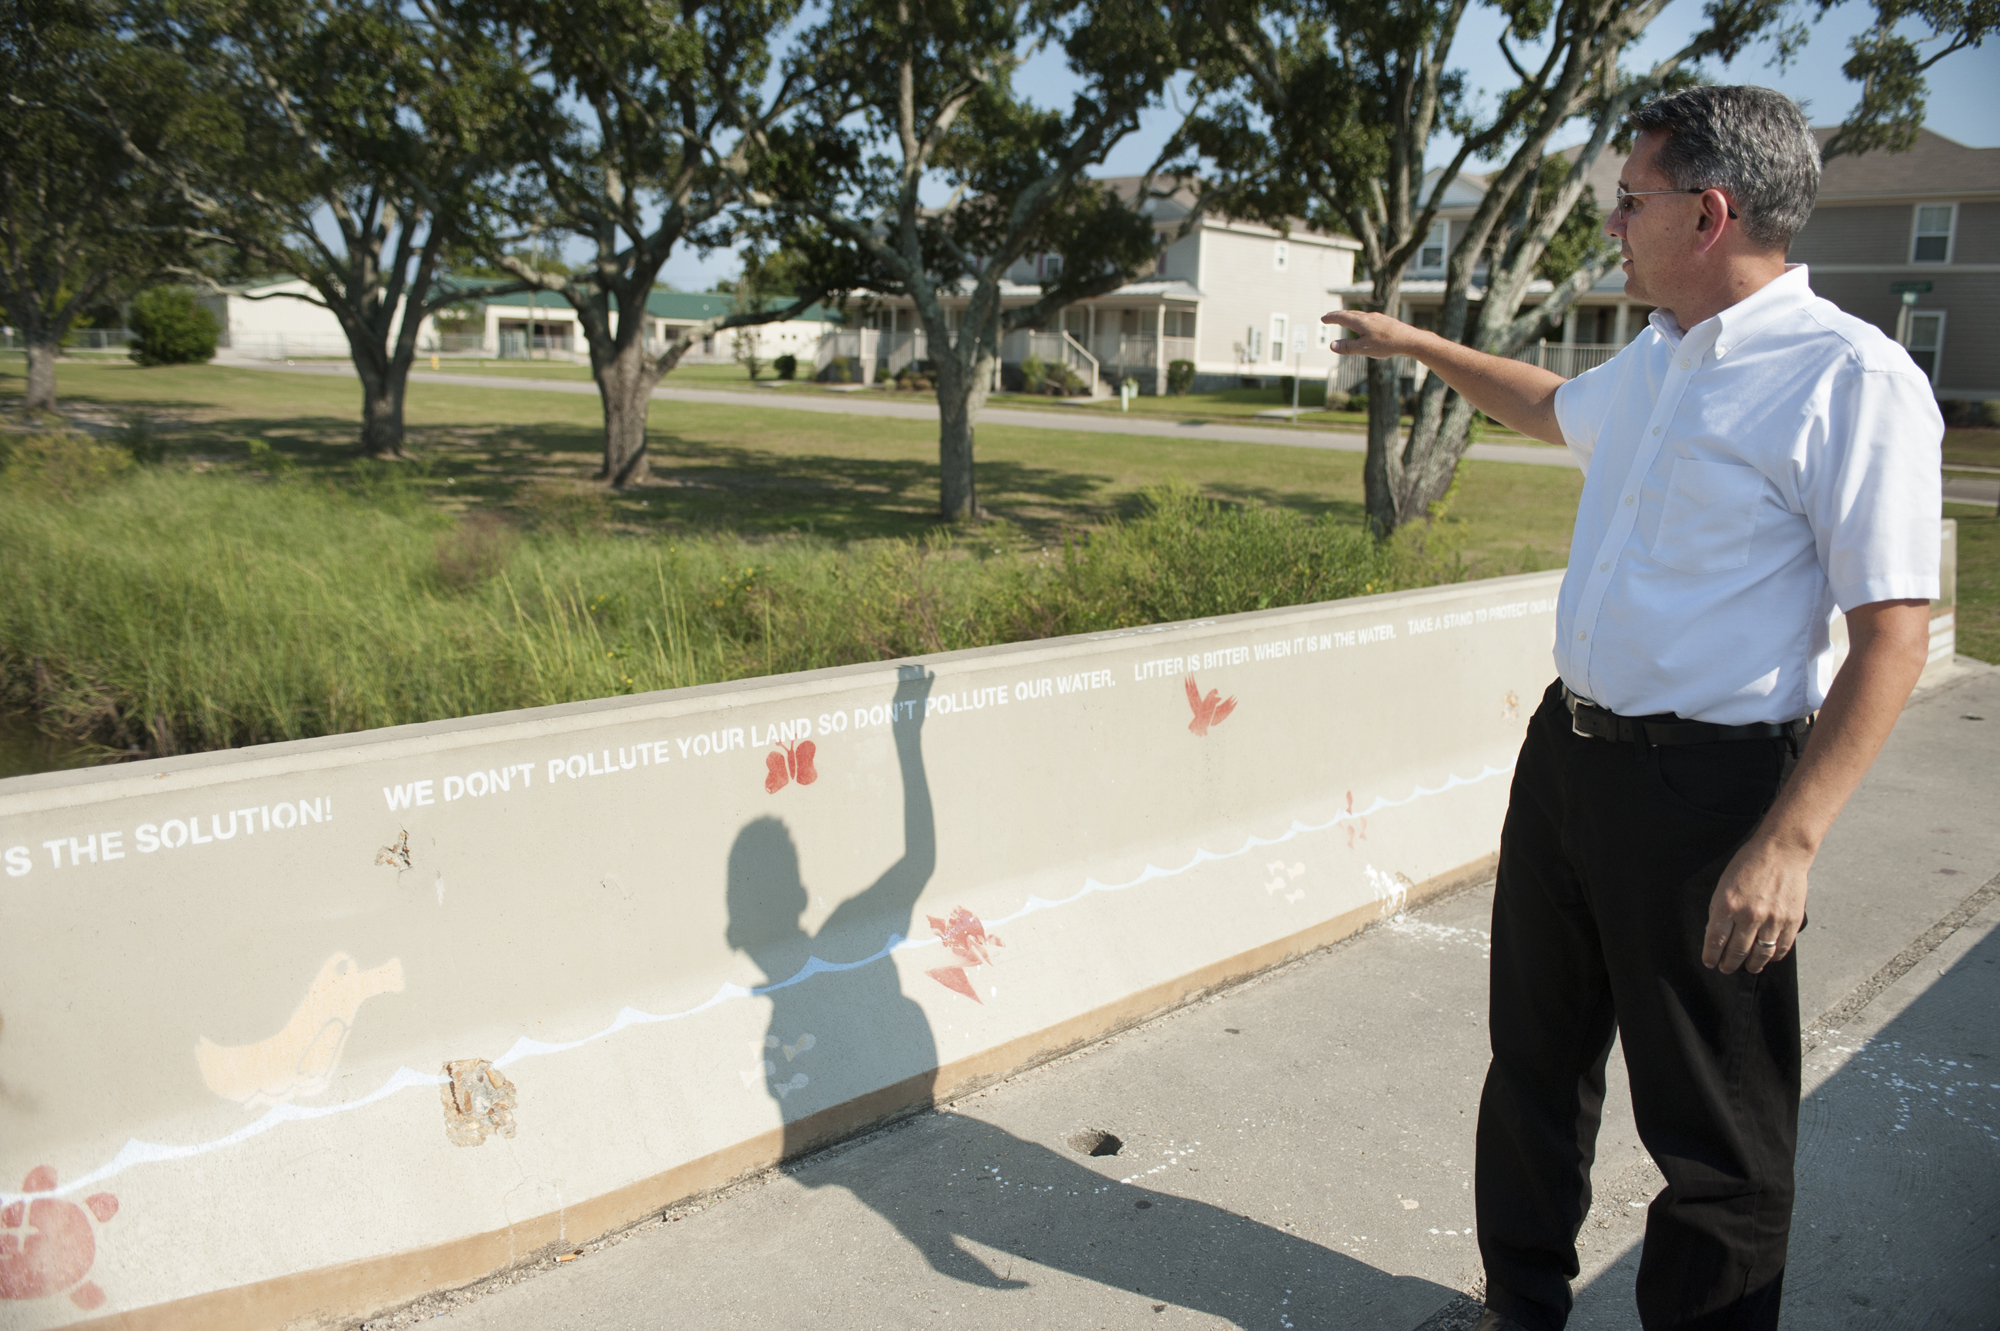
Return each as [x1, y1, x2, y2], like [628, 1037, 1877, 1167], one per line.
[0, 1166, 118, 1311]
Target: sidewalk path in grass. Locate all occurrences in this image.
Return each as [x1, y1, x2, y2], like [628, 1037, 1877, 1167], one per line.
[229, 357, 1578, 470]
[385, 660, 2000, 1331]
[1943, 476, 2000, 506]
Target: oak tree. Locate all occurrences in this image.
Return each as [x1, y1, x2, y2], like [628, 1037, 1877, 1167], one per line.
[1, 0, 204, 412]
[758, 0, 1193, 522]
[463, 0, 835, 487]
[121, 0, 530, 457]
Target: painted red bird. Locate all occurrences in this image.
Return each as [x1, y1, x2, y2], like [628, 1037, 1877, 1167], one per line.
[1184, 675, 1237, 736]
[764, 740, 818, 793]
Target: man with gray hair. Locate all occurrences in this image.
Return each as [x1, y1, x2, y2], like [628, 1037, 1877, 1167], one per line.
[1324, 86, 1941, 1329]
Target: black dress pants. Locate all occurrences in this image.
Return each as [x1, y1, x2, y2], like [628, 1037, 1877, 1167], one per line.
[1477, 681, 1802, 1331]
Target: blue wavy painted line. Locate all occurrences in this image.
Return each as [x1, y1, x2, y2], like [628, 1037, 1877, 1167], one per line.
[15, 759, 1512, 1201]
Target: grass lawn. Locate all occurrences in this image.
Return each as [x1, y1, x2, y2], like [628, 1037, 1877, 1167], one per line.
[4, 356, 1584, 579]
[1943, 426, 2000, 472]
[407, 355, 1552, 438]
[1947, 505, 1998, 664]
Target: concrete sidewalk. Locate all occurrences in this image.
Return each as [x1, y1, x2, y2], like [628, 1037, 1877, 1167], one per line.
[369, 663, 2000, 1331]
[226, 357, 1578, 469]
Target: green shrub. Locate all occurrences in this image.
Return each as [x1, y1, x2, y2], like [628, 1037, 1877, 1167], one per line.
[774, 353, 798, 380]
[0, 431, 135, 500]
[1939, 399, 2000, 428]
[127, 287, 220, 366]
[1167, 359, 1195, 395]
[1324, 388, 1352, 411]
[1020, 352, 1046, 393]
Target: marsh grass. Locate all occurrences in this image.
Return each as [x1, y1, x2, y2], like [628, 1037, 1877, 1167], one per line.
[1, 433, 1454, 758]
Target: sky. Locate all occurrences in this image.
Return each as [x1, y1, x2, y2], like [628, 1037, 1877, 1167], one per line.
[653, 0, 1999, 289]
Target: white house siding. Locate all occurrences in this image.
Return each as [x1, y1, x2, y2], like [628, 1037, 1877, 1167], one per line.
[1187, 220, 1355, 389]
[200, 280, 425, 359]
[719, 318, 829, 366]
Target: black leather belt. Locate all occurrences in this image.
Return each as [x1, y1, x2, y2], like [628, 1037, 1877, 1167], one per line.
[1562, 686, 1812, 747]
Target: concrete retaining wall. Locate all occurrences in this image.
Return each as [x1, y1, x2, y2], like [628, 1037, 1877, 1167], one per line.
[0, 534, 1958, 1329]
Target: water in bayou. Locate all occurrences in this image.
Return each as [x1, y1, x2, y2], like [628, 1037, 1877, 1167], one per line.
[0, 711, 96, 780]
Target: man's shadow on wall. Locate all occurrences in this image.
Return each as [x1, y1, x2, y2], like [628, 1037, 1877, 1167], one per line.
[724, 668, 1453, 1324]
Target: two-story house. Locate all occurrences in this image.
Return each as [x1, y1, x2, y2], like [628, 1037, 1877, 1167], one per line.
[847, 179, 1360, 394]
[1787, 128, 1999, 399]
[1333, 128, 1997, 399]
[1325, 148, 1641, 392]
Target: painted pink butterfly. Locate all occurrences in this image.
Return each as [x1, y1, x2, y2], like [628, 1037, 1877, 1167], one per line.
[1184, 675, 1237, 736]
[764, 740, 818, 794]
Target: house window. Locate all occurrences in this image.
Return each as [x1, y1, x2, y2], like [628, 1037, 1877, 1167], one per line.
[1274, 241, 1289, 271]
[1039, 253, 1064, 280]
[1165, 310, 1196, 338]
[1911, 205, 1955, 263]
[1904, 310, 1945, 383]
[1269, 314, 1288, 362]
[1418, 220, 1448, 270]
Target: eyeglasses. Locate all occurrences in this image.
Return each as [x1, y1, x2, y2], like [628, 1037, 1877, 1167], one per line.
[1612, 187, 1739, 219]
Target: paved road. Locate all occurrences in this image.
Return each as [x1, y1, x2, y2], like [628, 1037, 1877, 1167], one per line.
[374, 663, 2000, 1331]
[1944, 476, 2000, 507]
[228, 358, 1578, 469]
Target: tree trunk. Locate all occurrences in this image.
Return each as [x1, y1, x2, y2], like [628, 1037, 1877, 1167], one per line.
[1362, 355, 1402, 535]
[933, 347, 992, 523]
[23, 336, 59, 413]
[356, 359, 409, 459]
[593, 334, 660, 488]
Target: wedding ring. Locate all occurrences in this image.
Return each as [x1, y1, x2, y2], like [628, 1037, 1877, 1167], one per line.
[1754, 940, 1778, 949]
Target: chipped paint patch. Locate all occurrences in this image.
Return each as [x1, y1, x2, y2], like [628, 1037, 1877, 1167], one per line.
[442, 1060, 518, 1146]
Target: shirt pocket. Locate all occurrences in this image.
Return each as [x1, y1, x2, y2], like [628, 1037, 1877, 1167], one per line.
[1652, 457, 1765, 574]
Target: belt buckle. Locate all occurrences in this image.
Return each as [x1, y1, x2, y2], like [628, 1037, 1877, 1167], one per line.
[1566, 690, 1601, 740]
[1568, 699, 1616, 739]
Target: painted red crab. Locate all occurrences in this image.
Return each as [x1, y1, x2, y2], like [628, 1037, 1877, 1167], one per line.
[0, 1167, 118, 1311]
[925, 906, 1005, 1003]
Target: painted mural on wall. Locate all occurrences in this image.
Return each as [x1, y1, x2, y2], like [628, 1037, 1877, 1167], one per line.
[197, 954, 406, 1110]
[1183, 676, 1237, 736]
[0, 1169, 117, 1311]
[764, 740, 818, 794]
[925, 907, 1007, 1004]
[0, 586, 1560, 1324]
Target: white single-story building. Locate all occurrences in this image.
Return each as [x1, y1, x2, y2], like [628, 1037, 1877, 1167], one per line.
[467, 289, 841, 365]
[198, 278, 384, 359]
[197, 279, 841, 366]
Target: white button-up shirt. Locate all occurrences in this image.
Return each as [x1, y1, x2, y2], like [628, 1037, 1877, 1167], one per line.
[1551, 266, 1941, 725]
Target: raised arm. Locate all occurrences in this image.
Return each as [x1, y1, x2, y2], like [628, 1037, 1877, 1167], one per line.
[1321, 310, 1568, 447]
[822, 666, 937, 940]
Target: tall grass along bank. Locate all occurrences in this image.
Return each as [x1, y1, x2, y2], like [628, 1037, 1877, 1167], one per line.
[1, 433, 1458, 759]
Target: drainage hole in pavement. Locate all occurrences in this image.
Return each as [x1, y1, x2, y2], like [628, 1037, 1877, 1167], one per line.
[1069, 1129, 1124, 1156]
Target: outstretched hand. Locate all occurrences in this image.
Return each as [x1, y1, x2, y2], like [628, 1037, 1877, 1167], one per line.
[1320, 309, 1428, 359]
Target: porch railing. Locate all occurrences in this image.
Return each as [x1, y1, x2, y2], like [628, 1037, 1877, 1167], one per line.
[1330, 341, 1621, 393]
